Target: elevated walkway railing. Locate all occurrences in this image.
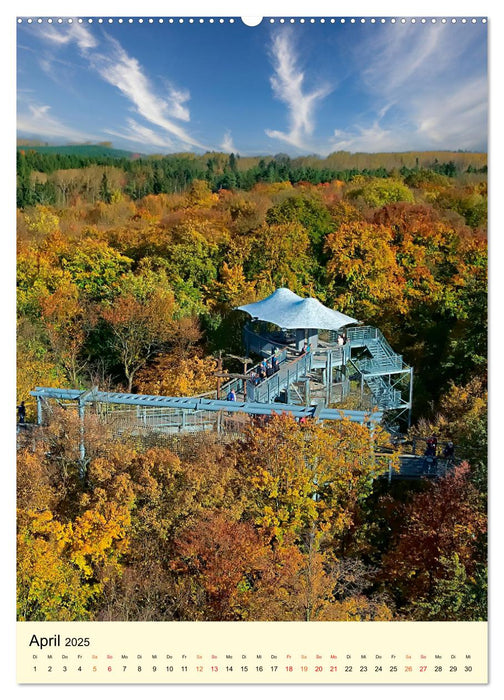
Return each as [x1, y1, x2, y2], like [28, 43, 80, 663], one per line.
[30, 386, 383, 425]
[346, 326, 377, 347]
[311, 343, 350, 367]
[347, 326, 397, 358]
[358, 355, 403, 375]
[248, 351, 312, 403]
[220, 348, 288, 398]
[364, 375, 403, 410]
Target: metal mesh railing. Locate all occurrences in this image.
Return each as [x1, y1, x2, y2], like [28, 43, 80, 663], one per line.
[358, 355, 403, 374]
[248, 351, 313, 403]
[220, 348, 288, 398]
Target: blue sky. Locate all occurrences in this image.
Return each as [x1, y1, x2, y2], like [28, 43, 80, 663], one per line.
[17, 17, 488, 155]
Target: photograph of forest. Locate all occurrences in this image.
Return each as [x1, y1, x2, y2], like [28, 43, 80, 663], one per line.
[16, 17, 487, 623]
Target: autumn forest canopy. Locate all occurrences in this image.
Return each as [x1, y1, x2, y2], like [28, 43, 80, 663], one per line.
[16, 148, 487, 623]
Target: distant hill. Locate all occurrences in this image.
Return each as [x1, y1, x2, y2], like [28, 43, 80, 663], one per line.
[16, 143, 142, 159]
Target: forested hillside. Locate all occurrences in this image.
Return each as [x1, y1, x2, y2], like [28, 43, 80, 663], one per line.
[17, 147, 486, 206]
[16, 151, 487, 622]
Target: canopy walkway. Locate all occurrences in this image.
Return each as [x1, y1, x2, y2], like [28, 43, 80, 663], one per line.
[30, 386, 383, 429]
[23, 289, 429, 478]
[219, 348, 317, 405]
[19, 395, 452, 481]
[240, 323, 412, 423]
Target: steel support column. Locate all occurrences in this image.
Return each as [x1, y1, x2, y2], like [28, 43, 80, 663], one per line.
[408, 366, 414, 429]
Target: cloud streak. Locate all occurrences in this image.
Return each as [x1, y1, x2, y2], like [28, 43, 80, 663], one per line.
[89, 36, 206, 149]
[265, 31, 332, 151]
[32, 22, 207, 151]
[331, 23, 487, 152]
[220, 131, 237, 153]
[17, 102, 95, 143]
[104, 118, 175, 150]
[39, 21, 98, 51]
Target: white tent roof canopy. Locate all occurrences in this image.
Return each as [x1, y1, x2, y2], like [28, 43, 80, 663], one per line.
[236, 288, 359, 331]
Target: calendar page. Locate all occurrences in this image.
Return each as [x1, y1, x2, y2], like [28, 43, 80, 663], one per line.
[14, 4, 489, 687]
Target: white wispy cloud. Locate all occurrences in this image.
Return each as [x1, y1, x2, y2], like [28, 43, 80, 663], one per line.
[89, 36, 203, 148]
[30, 22, 207, 151]
[330, 23, 487, 153]
[221, 131, 237, 153]
[413, 76, 487, 149]
[39, 21, 98, 51]
[332, 122, 401, 153]
[104, 118, 175, 150]
[265, 31, 332, 151]
[17, 102, 94, 142]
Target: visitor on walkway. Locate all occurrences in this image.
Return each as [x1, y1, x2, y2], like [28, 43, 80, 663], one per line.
[425, 436, 437, 457]
[272, 355, 279, 372]
[266, 361, 274, 378]
[226, 389, 237, 401]
[443, 440, 455, 459]
[17, 401, 26, 424]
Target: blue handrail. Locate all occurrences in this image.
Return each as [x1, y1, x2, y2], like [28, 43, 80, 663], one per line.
[220, 348, 288, 398]
[250, 351, 312, 403]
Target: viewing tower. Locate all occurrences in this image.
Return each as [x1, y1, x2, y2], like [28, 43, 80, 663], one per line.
[233, 288, 413, 427]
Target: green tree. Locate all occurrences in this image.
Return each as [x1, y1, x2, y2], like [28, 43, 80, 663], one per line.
[62, 239, 133, 302]
[349, 178, 415, 208]
[266, 194, 334, 256]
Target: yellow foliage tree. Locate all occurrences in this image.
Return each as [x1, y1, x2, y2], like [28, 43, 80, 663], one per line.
[186, 179, 218, 208]
[135, 352, 219, 397]
[39, 280, 87, 385]
[17, 511, 97, 621]
[16, 324, 67, 418]
[24, 205, 60, 238]
[325, 222, 409, 321]
[205, 262, 257, 313]
[236, 414, 398, 544]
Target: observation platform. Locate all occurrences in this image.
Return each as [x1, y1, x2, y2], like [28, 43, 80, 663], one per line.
[238, 323, 412, 424]
[25, 288, 421, 474]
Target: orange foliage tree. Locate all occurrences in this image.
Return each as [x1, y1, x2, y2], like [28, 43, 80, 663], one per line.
[101, 288, 176, 392]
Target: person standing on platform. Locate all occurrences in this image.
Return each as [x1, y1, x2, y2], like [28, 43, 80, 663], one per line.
[17, 400, 26, 425]
[443, 440, 455, 459]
